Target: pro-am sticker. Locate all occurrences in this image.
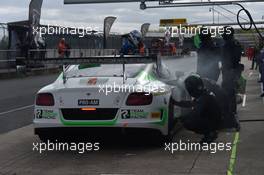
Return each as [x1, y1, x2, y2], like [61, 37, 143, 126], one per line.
[35, 109, 57, 119]
[121, 109, 148, 119]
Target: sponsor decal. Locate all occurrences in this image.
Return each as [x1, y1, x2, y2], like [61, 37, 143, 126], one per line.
[80, 78, 108, 85]
[78, 99, 99, 106]
[121, 109, 148, 119]
[88, 78, 97, 85]
[36, 109, 57, 119]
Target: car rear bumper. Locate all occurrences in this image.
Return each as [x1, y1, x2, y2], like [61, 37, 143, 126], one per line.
[34, 107, 169, 135]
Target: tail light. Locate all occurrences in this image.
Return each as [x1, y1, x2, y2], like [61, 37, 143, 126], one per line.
[126, 92, 153, 106]
[36, 93, 54, 106]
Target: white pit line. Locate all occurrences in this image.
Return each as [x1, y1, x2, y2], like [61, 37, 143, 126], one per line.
[242, 94, 247, 107]
[0, 105, 34, 116]
[259, 74, 264, 104]
[249, 71, 253, 77]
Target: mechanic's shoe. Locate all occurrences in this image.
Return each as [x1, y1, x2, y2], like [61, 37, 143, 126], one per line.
[234, 121, 241, 131]
[236, 95, 243, 104]
[234, 114, 241, 131]
[200, 131, 218, 144]
[260, 93, 264, 98]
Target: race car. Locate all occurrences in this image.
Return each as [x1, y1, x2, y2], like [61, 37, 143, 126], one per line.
[33, 55, 190, 141]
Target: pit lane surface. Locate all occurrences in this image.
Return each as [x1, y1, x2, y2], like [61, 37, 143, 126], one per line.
[0, 56, 263, 175]
[0, 74, 58, 134]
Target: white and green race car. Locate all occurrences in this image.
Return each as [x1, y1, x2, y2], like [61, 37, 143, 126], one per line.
[33, 56, 190, 140]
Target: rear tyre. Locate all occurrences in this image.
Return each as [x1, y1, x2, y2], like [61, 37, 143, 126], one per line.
[36, 131, 57, 142]
[38, 134, 51, 142]
[163, 97, 178, 142]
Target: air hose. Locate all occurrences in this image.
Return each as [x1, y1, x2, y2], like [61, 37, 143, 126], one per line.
[235, 3, 264, 41]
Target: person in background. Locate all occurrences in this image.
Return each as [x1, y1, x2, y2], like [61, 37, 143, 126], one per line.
[171, 43, 177, 55]
[58, 38, 66, 58]
[221, 26, 242, 131]
[65, 43, 71, 58]
[150, 39, 164, 55]
[196, 27, 220, 82]
[259, 47, 264, 97]
[138, 41, 145, 55]
[245, 47, 249, 60]
[120, 35, 133, 55]
[247, 47, 254, 62]
[120, 30, 143, 55]
[251, 47, 259, 70]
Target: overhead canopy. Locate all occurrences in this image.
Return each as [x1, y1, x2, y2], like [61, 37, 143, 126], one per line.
[64, 0, 156, 4]
[64, 0, 264, 4]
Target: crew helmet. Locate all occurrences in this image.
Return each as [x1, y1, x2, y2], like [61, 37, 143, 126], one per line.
[184, 74, 205, 98]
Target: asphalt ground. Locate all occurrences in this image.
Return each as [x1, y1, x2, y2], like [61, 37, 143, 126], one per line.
[234, 58, 264, 175]
[0, 56, 263, 175]
[0, 74, 58, 134]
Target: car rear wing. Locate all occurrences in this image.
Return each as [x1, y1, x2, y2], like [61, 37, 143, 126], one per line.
[21, 55, 158, 65]
[19, 49, 159, 84]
